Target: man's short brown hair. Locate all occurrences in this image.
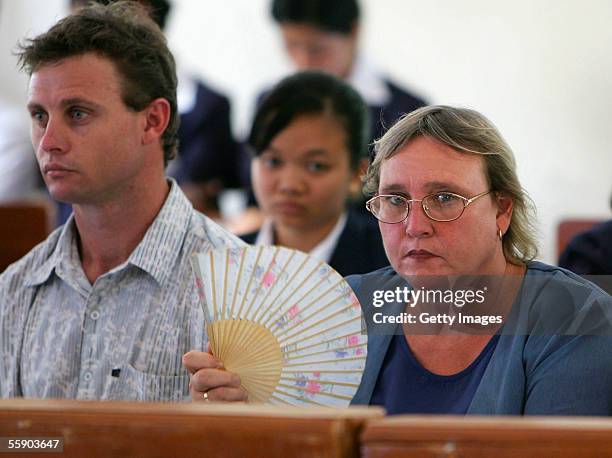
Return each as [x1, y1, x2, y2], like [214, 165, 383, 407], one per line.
[17, 0, 179, 164]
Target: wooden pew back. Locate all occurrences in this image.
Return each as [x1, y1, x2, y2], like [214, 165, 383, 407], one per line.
[0, 202, 51, 272]
[361, 415, 612, 458]
[0, 399, 383, 458]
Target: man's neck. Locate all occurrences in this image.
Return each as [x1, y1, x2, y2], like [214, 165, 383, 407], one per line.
[74, 176, 170, 284]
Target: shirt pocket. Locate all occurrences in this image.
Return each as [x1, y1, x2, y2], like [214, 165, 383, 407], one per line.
[106, 363, 190, 402]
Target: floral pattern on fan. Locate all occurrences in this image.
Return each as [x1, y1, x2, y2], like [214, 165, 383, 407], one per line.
[191, 245, 367, 406]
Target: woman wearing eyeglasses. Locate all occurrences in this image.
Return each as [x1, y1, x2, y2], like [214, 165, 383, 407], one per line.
[350, 105, 612, 415]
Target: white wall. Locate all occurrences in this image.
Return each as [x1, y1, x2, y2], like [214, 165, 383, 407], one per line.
[1, 0, 611, 263]
[0, 0, 66, 104]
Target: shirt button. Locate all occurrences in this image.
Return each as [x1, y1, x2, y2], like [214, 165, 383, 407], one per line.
[83, 372, 93, 382]
[90, 310, 100, 320]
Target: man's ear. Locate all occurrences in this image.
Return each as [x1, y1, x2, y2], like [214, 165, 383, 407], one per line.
[495, 192, 514, 234]
[142, 97, 171, 146]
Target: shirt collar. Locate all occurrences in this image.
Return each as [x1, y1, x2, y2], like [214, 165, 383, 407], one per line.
[347, 54, 391, 107]
[176, 70, 197, 114]
[25, 179, 193, 288]
[127, 179, 193, 287]
[254, 218, 275, 247]
[24, 216, 77, 287]
[253, 213, 347, 264]
[309, 212, 347, 263]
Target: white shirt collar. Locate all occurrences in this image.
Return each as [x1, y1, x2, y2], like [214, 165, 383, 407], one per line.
[347, 54, 391, 107]
[176, 70, 197, 114]
[254, 218, 275, 247]
[280, 53, 391, 107]
[253, 213, 348, 264]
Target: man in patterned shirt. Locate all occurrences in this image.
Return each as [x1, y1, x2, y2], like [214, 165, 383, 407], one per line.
[0, 1, 247, 402]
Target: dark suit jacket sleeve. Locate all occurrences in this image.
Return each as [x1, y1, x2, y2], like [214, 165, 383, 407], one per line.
[328, 211, 389, 277]
[176, 82, 242, 187]
[558, 220, 612, 275]
[369, 80, 427, 147]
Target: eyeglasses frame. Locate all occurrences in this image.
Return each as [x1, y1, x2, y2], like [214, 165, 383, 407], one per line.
[365, 190, 493, 223]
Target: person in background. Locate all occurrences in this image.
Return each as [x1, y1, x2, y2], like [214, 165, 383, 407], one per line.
[0, 98, 40, 202]
[61, 0, 242, 222]
[241, 71, 388, 277]
[270, 0, 426, 151]
[349, 105, 612, 415]
[559, 195, 612, 275]
[228, 0, 428, 233]
[0, 0, 40, 202]
[0, 1, 245, 401]
[183, 72, 388, 401]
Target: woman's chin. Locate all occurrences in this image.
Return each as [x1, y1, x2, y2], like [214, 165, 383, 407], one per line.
[394, 256, 453, 278]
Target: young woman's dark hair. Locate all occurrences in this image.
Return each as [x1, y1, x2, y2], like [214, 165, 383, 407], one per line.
[271, 0, 360, 35]
[248, 71, 369, 169]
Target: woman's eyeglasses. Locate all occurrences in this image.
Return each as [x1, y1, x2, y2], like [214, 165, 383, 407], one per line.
[365, 190, 492, 223]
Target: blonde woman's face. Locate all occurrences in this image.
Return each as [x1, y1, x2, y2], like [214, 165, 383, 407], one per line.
[251, 114, 358, 233]
[377, 136, 512, 277]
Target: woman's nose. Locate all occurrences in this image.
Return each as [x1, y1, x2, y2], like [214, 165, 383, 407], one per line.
[403, 202, 434, 238]
[277, 166, 306, 194]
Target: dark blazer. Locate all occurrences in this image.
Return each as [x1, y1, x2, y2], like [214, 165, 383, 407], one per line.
[559, 219, 612, 275]
[368, 79, 426, 152]
[240, 211, 389, 277]
[173, 80, 242, 188]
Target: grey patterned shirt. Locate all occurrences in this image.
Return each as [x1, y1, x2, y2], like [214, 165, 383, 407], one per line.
[0, 180, 245, 401]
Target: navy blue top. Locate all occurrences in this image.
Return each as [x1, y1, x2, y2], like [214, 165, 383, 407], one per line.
[370, 333, 500, 415]
[559, 219, 612, 275]
[351, 263, 612, 415]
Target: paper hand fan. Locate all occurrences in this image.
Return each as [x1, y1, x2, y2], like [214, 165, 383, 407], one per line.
[191, 245, 367, 406]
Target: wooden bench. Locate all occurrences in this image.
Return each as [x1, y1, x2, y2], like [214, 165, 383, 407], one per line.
[0, 398, 383, 458]
[0, 201, 52, 272]
[361, 415, 612, 457]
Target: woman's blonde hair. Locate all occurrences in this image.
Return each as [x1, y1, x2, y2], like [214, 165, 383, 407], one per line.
[364, 105, 538, 264]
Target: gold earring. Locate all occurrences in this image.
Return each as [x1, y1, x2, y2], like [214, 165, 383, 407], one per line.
[498, 228, 503, 240]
